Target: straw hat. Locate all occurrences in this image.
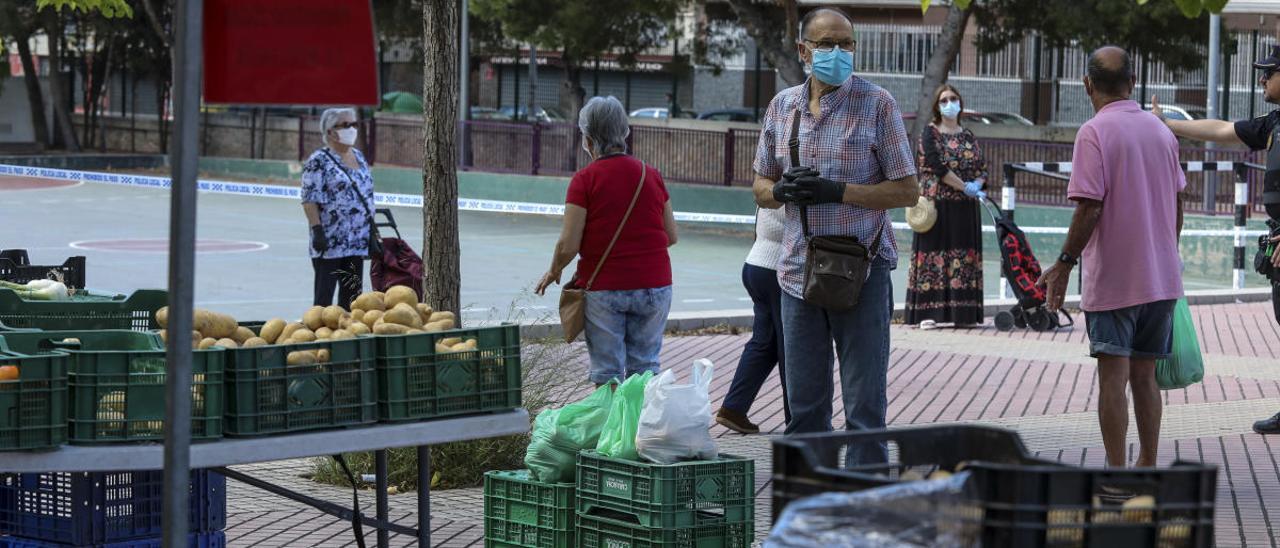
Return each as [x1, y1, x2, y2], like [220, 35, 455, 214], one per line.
[906, 196, 937, 233]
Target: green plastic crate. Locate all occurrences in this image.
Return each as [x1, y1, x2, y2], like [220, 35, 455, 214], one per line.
[483, 470, 574, 548]
[576, 510, 753, 548]
[0, 289, 166, 331]
[0, 329, 223, 444]
[375, 324, 521, 422]
[223, 336, 377, 436]
[0, 352, 68, 450]
[575, 452, 754, 529]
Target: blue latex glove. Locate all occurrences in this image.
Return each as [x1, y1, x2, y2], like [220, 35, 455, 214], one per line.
[975, 190, 987, 201]
[963, 181, 983, 197]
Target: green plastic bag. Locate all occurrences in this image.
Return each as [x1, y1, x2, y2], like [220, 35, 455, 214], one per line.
[1156, 298, 1204, 390]
[595, 371, 654, 460]
[524, 383, 615, 483]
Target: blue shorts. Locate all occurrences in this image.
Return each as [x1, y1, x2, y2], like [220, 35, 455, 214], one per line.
[1084, 300, 1176, 360]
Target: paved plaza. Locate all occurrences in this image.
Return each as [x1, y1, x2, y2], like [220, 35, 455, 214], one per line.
[221, 300, 1280, 547]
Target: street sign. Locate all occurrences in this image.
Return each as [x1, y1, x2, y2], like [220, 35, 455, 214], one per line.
[203, 0, 378, 105]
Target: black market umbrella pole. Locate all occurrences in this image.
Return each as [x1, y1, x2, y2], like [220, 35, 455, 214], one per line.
[162, 0, 203, 545]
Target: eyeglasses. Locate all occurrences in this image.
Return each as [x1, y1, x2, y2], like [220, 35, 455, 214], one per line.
[332, 121, 360, 130]
[938, 97, 961, 105]
[803, 39, 856, 53]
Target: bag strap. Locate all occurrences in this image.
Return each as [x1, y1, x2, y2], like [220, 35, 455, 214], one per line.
[584, 161, 647, 290]
[787, 109, 814, 238]
[321, 148, 377, 226]
[330, 454, 367, 548]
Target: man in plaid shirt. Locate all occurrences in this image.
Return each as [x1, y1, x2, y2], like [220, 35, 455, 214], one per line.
[752, 8, 919, 463]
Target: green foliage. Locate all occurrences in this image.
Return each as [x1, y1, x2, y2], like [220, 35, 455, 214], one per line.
[36, 0, 132, 17]
[972, 0, 1217, 72]
[471, 0, 685, 67]
[923, 0, 1228, 13]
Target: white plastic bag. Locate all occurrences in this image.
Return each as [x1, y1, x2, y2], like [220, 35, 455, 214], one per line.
[635, 359, 718, 464]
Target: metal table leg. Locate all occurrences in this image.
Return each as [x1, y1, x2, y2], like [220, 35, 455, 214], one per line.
[376, 449, 389, 548]
[418, 445, 431, 546]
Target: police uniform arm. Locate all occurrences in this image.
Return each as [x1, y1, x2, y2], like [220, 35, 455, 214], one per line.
[1164, 118, 1245, 146]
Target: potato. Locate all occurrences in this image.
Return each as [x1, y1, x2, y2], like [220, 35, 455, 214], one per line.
[260, 319, 287, 344]
[349, 323, 371, 335]
[232, 326, 255, 344]
[406, 328, 426, 335]
[352, 292, 385, 312]
[199, 312, 236, 339]
[351, 309, 365, 324]
[451, 339, 477, 352]
[158, 329, 167, 343]
[362, 310, 384, 328]
[373, 322, 410, 335]
[287, 350, 318, 365]
[322, 305, 345, 330]
[316, 348, 331, 363]
[415, 303, 434, 322]
[156, 306, 169, 329]
[899, 469, 925, 482]
[302, 306, 325, 330]
[435, 342, 455, 353]
[383, 303, 422, 328]
[440, 337, 462, 347]
[279, 322, 305, 342]
[198, 337, 217, 350]
[291, 328, 317, 343]
[928, 470, 952, 480]
[314, 327, 333, 340]
[384, 285, 418, 310]
[424, 319, 454, 332]
[331, 329, 355, 340]
[427, 311, 456, 324]
[214, 338, 238, 349]
[192, 309, 213, 335]
[242, 337, 269, 348]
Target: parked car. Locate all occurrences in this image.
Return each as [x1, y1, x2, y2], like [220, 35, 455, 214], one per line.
[496, 106, 566, 123]
[469, 106, 507, 120]
[901, 110, 1035, 126]
[697, 108, 757, 122]
[1145, 104, 1206, 121]
[629, 107, 698, 119]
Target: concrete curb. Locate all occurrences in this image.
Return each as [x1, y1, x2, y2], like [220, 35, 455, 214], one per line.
[508, 288, 1274, 340]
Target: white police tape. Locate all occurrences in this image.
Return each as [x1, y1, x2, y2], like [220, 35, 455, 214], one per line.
[0, 163, 1265, 236]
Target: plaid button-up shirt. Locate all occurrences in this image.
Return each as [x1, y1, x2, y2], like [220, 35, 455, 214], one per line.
[753, 76, 917, 299]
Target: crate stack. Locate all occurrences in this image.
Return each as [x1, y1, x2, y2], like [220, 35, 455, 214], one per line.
[484, 452, 755, 548]
[0, 470, 226, 547]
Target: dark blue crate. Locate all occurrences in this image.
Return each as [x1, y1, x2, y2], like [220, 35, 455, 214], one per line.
[0, 531, 225, 548]
[0, 470, 225, 545]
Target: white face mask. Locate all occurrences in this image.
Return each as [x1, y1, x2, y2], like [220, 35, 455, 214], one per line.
[336, 127, 358, 146]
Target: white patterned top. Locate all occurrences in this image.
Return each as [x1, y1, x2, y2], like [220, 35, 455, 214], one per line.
[745, 206, 786, 270]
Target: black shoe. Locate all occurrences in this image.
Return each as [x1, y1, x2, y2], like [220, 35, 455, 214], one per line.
[1254, 412, 1280, 435]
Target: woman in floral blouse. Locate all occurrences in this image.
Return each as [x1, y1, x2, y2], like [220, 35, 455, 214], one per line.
[301, 107, 375, 310]
[905, 84, 987, 329]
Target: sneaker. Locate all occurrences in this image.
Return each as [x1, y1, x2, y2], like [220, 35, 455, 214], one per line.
[715, 407, 760, 435]
[919, 320, 937, 330]
[1254, 411, 1280, 435]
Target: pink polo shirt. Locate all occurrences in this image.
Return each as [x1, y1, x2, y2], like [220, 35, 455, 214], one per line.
[1067, 100, 1185, 312]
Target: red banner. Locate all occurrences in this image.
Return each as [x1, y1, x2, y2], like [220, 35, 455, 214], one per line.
[203, 0, 378, 105]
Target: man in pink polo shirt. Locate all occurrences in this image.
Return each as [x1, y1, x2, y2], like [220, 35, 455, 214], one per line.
[1040, 46, 1185, 468]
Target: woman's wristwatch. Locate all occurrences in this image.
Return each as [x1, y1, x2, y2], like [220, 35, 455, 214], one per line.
[1057, 252, 1079, 266]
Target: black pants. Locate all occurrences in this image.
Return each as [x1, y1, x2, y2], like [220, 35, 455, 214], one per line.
[313, 256, 364, 310]
[1273, 283, 1280, 325]
[721, 263, 790, 424]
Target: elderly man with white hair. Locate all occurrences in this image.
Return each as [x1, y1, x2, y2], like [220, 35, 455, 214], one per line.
[536, 96, 680, 385]
[301, 107, 375, 310]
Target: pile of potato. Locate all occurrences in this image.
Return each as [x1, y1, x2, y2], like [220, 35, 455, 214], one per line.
[151, 285, 473, 364]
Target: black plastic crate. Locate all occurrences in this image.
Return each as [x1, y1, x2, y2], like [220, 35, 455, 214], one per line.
[0, 256, 85, 290]
[771, 425, 1217, 548]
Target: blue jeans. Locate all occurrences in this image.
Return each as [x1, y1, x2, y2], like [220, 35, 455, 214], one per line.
[722, 264, 789, 424]
[782, 260, 893, 465]
[584, 286, 673, 384]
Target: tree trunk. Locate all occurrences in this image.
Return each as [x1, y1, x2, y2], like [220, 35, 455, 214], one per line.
[43, 9, 80, 152]
[910, 4, 972, 143]
[725, 0, 805, 87]
[15, 31, 49, 149]
[559, 62, 585, 123]
[421, 0, 461, 316]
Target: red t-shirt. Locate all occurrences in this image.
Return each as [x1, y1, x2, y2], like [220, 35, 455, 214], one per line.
[566, 155, 672, 291]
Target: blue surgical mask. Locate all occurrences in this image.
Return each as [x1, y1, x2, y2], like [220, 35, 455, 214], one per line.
[940, 102, 962, 119]
[810, 47, 853, 87]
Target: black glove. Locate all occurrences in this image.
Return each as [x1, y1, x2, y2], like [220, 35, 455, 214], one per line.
[795, 175, 846, 205]
[311, 225, 328, 254]
[774, 166, 819, 204]
[782, 166, 818, 184]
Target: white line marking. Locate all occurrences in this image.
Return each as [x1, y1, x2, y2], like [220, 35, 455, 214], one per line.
[682, 298, 715, 303]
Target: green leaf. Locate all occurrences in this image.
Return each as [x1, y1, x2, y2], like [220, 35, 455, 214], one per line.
[921, 0, 931, 14]
[1136, 0, 1151, 5]
[954, 0, 972, 9]
[1203, 0, 1230, 12]
[36, 0, 133, 18]
[1171, 0, 1203, 18]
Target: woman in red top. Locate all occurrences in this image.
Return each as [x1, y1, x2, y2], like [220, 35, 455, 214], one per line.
[535, 96, 679, 385]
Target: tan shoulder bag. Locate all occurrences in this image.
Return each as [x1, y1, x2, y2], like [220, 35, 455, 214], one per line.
[559, 162, 647, 343]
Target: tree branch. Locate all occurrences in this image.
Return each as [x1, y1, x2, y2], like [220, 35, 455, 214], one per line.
[911, 3, 972, 143]
[140, 0, 171, 49]
[725, 0, 804, 86]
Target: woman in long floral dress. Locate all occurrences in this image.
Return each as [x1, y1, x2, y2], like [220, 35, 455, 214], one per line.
[904, 84, 988, 329]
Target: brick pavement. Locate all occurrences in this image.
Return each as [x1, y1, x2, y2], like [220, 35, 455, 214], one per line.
[224, 301, 1280, 547]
